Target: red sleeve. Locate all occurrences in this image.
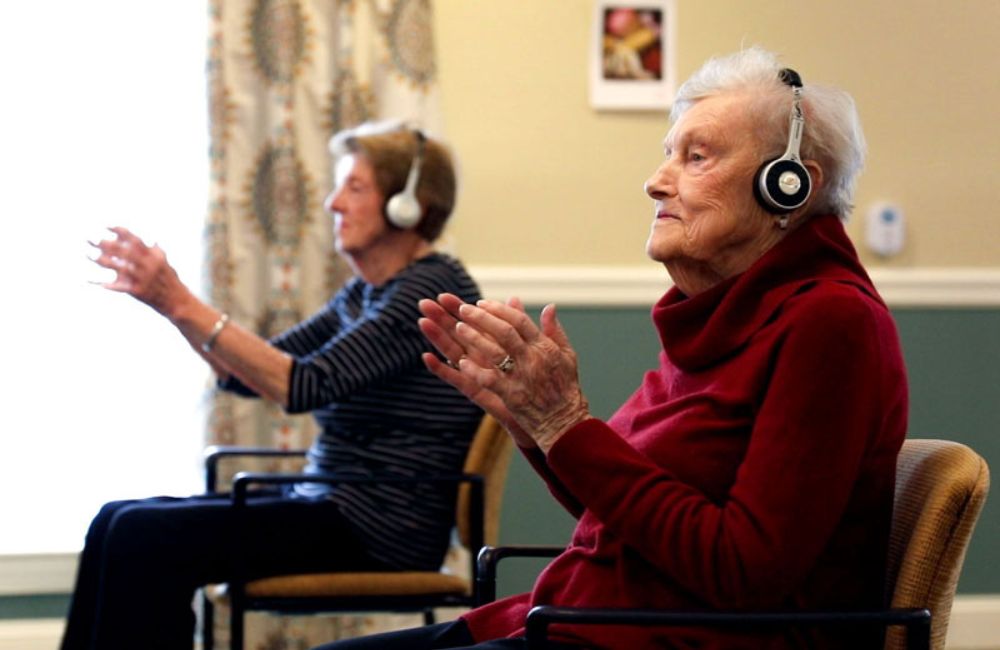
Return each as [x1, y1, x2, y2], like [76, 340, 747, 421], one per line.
[545, 289, 902, 608]
[521, 445, 585, 519]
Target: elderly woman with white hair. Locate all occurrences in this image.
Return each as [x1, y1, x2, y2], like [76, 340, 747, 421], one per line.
[315, 47, 907, 650]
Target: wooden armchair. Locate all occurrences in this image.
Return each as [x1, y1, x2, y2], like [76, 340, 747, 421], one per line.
[202, 414, 512, 650]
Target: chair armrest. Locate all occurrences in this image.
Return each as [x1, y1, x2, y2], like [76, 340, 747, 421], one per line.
[230, 470, 483, 504]
[524, 605, 932, 650]
[475, 545, 564, 606]
[203, 445, 308, 492]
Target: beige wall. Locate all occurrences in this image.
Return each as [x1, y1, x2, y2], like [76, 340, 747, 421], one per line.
[433, 0, 1000, 268]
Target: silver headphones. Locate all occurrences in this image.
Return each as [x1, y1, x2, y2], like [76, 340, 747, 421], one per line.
[385, 129, 426, 229]
[753, 68, 812, 220]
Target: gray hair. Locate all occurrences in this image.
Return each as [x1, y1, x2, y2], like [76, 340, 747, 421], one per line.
[671, 47, 866, 219]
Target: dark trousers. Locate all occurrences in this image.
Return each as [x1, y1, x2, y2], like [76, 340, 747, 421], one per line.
[60, 489, 382, 650]
[311, 619, 583, 650]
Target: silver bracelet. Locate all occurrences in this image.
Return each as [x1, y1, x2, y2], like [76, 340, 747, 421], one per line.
[201, 312, 230, 353]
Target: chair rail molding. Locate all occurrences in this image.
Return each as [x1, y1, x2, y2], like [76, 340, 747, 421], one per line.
[471, 265, 1000, 308]
[0, 554, 76, 596]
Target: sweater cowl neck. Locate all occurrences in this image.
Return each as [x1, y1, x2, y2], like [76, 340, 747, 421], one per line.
[652, 214, 880, 370]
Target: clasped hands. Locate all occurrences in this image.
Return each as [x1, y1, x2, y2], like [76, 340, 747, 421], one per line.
[418, 294, 591, 453]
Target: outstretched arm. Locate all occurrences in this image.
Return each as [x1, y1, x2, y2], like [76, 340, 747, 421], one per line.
[90, 226, 293, 406]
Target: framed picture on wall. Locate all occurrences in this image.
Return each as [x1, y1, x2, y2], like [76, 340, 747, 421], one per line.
[589, 0, 676, 111]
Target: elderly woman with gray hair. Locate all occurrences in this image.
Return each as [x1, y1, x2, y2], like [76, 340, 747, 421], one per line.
[315, 47, 907, 650]
[69, 122, 483, 650]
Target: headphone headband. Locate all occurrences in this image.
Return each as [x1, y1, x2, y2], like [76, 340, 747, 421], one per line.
[778, 67, 802, 88]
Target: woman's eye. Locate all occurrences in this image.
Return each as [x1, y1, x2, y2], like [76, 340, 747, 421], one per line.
[689, 152, 706, 162]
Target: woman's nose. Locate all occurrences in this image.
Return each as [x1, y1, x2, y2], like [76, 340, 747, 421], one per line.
[644, 159, 676, 200]
[323, 189, 339, 214]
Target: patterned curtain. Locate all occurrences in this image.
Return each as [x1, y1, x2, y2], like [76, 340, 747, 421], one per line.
[203, 0, 445, 647]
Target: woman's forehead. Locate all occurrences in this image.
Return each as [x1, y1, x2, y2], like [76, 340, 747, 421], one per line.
[334, 153, 373, 184]
[665, 94, 755, 147]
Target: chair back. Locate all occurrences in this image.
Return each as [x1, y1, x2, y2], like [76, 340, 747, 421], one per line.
[456, 414, 513, 549]
[885, 439, 990, 650]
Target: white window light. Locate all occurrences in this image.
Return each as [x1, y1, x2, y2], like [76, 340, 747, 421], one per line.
[0, 2, 208, 564]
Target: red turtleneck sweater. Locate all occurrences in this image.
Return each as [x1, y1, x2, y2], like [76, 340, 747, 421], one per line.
[463, 215, 908, 649]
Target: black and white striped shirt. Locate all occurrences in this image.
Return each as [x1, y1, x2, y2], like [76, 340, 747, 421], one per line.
[223, 253, 483, 570]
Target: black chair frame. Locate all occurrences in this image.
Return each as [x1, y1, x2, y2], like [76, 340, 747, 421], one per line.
[476, 545, 932, 650]
[202, 446, 308, 650]
[202, 446, 485, 650]
[204, 446, 309, 498]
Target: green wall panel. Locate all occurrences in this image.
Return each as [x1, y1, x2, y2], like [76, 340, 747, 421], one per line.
[0, 594, 68, 620]
[893, 308, 1000, 593]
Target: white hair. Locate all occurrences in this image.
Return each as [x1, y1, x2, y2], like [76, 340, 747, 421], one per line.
[671, 47, 866, 219]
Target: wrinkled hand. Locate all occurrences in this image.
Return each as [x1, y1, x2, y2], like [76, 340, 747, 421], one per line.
[419, 293, 590, 453]
[419, 295, 532, 446]
[89, 226, 187, 318]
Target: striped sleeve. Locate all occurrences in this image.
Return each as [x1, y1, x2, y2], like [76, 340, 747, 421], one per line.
[269, 286, 352, 357]
[216, 282, 354, 397]
[284, 257, 477, 414]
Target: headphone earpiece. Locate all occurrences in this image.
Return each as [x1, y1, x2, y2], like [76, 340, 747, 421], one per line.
[754, 158, 811, 214]
[754, 68, 812, 216]
[385, 129, 426, 229]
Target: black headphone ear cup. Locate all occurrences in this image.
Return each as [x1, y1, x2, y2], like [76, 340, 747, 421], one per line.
[752, 162, 772, 211]
[754, 158, 812, 213]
